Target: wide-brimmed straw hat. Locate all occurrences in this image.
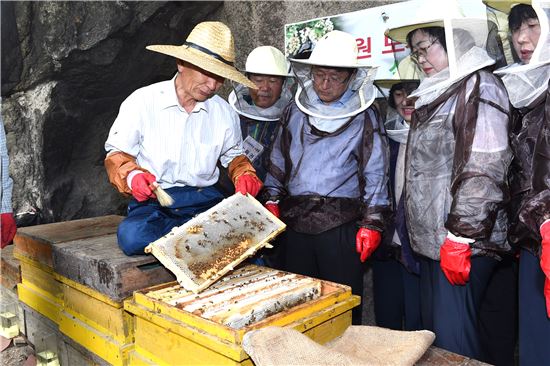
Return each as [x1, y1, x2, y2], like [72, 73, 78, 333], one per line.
[147, 21, 256, 89]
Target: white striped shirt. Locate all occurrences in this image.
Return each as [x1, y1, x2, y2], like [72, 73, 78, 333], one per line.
[105, 75, 244, 189]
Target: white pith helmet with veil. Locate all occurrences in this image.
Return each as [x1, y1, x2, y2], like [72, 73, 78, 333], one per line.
[229, 46, 294, 121]
[485, 0, 550, 108]
[385, 0, 504, 107]
[288, 30, 378, 131]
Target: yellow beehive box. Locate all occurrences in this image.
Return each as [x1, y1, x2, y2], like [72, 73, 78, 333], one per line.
[59, 309, 133, 366]
[125, 265, 360, 366]
[14, 253, 63, 325]
[56, 275, 134, 345]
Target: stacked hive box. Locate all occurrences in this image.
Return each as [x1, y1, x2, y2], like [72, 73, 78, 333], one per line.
[0, 245, 24, 339]
[14, 215, 175, 365]
[124, 265, 360, 366]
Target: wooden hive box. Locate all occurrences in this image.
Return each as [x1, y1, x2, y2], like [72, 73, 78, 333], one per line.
[14, 215, 124, 267]
[124, 265, 360, 366]
[51, 232, 174, 366]
[0, 245, 25, 337]
[52, 233, 175, 303]
[0, 245, 21, 291]
[13, 215, 124, 324]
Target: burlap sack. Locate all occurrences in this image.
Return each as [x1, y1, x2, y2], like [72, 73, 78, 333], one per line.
[242, 325, 435, 366]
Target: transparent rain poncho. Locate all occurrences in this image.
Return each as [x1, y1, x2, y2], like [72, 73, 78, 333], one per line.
[229, 81, 294, 121]
[490, 0, 550, 108]
[383, 0, 513, 260]
[289, 61, 378, 133]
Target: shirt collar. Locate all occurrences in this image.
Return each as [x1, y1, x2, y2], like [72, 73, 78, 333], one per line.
[314, 88, 354, 108]
[159, 73, 208, 113]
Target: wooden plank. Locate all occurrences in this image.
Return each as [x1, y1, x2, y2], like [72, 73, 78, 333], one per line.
[58, 331, 110, 366]
[20, 261, 63, 301]
[58, 310, 132, 366]
[17, 282, 61, 324]
[418, 346, 491, 365]
[0, 245, 21, 291]
[61, 282, 133, 344]
[134, 317, 250, 366]
[13, 215, 123, 267]
[128, 350, 157, 366]
[52, 234, 175, 302]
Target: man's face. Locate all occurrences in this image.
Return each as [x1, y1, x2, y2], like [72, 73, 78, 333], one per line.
[512, 17, 541, 64]
[248, 74, 285, 108]
[311, 66, 353, 103]
[177, 62, 225, 102]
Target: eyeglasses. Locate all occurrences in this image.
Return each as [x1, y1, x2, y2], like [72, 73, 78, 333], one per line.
[311, 70, 352, 85]
[410, 39, 438, 62]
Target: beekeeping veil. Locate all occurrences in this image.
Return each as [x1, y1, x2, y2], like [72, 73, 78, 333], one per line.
[229, 46, 294, 121]
[488, 0, 550, 108]
[289, 30, 378, 133]
[386, 0, 503, 107]
[374, 71, 420, 144]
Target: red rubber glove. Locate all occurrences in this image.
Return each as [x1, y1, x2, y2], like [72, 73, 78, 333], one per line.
[130, 172, 157, 202]
[1, 213, 17, 249]
[440, 233, 473, 286]
[540, 220, 550, 317]
[265, 201, 280, 218]
[235, 173, 263, 197]
[355, 228, 381, 262]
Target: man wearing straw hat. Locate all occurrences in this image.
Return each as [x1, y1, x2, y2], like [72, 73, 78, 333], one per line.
[263, 30, 391, 324]
[104, 21, 263, 256]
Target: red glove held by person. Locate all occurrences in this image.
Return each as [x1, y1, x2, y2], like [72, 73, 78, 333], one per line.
[265, 201, 280, 218]
[440, 232, 474, 286]
[1, 213, 17, 249]
[130, 172, 157, 202]
[539, 220, 550, 317]
[355, 228, 381, 262]
[235, 173, 263, 197]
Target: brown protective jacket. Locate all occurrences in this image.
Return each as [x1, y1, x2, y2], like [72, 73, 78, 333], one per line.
[514, 82, 550, 256]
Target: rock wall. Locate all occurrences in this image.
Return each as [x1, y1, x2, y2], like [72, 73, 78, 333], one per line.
[1, 1, 391, 224]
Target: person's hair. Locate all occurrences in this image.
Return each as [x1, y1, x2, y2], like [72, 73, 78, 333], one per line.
[406, 26, 447, 53]
[508, 4, 538, 32]
[388, 81, 420, 109]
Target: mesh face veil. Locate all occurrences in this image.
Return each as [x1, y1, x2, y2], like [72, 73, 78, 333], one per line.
[386, 0, 504, 106]
[490, 0, 550, 108]
[288, 31, 378, 132]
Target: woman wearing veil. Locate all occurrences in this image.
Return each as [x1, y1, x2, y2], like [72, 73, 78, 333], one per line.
[386, 0, 512, 358]
[486, 0, 550, 364]
[263, 30, 391, 325]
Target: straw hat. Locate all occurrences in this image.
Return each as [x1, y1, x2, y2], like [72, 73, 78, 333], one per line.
[290, 30, 376, 68]
[484, 0, 531, 14]
[147, 21, 256, 89]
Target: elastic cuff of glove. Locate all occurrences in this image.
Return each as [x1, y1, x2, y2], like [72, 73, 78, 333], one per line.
[447, 231, 475, 244]
[127, 170, 144, 190]
[541, 219, 550, 236]
[266, 200, 279, 205]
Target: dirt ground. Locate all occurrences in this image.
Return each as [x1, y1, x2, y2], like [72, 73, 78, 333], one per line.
[0, 338, 34, 366]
